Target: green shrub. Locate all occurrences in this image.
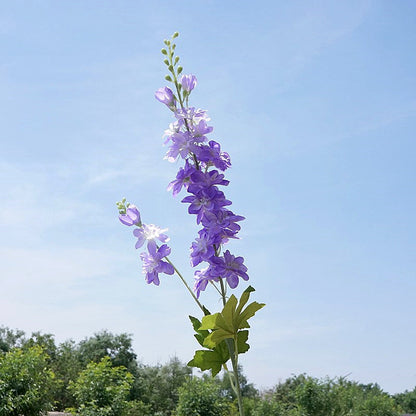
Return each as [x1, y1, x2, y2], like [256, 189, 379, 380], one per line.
[175, 377, 229, 416]
[0, 345, 56, 416]
[122, 399, 153, 416]
[68, 356, 133, 416]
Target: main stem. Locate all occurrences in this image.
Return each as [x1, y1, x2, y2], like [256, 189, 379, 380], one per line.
[219, 279, 245, 416]
[166, 258, 243, 415]
[166, 37, 243, 414]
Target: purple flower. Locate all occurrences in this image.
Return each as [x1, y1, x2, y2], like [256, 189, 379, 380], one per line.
[192, 120, 213, 140]
[181, 74, 197, 92]
[167, 160, 197, 196]
[182, 187, 231, 224]
[187, 170, 229, 194]
[175, 107, 210, 129]
[195, 140, 231, 171]
[133, 224, 170, 249]
[201, 209, 245, 244]
[163, 122, 180, 144]
[119, 205, 141, 226]
[211, 250, 248, 289]
[155, 87, 176, 109]
[140, 241, 174, 285]
[190, 230, 215, 267]
[193, 266, 218, 298]
[165, 132, 203, 162]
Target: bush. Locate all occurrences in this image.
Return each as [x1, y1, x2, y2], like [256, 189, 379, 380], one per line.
[175, 377, 230, 416]
[68, 356, 133, 416]
[122, 399, 153, 416]
[0, 346, 56, 416]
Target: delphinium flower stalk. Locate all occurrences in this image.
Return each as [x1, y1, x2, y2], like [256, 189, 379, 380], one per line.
[117, 32, 264, 416]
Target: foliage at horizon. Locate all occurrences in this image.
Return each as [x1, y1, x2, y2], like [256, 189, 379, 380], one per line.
[0, 325, 413, 416]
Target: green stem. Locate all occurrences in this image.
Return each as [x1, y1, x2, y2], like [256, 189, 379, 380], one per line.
[164, 257, 205, 313]
[166, 42, 200, 171]
[209, 280, 223, 297]
[223, 362, 238, 396]
[219, 279, 245, 416]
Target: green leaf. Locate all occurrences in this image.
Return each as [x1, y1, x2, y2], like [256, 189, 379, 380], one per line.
[189, 316, 209, 348]
[203, 328, 233, 349]
[199, 313, 220, 330]
[188, 342, 229, 376]
[189, 288, 264, 376]
[198, 288, 265, 349]
[189, 315, 202, 332]
[236, 330, 250, 354]
[236, 301, 265, 330]
[235, 286, 256, 317]
[221, 295, 238, 332]
[202, 305, 211, 316]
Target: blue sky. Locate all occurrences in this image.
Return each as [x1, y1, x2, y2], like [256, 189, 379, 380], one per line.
[1, 0, 415, 394]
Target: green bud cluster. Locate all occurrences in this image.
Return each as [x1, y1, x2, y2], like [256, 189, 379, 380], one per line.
[160, 32, 187, 109]
[116, 197, 129, 215]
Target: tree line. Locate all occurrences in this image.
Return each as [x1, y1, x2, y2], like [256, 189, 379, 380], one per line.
[0, 326, 414, 416]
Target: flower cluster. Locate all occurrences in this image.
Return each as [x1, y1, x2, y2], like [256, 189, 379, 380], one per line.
[154, 40, 248, 298]
[116, 199, 174, 285]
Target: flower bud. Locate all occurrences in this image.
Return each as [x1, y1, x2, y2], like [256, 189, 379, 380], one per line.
[180, 74, 197, 92]
[119, 205, 141, 226]
[155, 86, 176, 109]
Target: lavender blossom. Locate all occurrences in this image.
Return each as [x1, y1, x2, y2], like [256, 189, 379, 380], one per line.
[211, 250, 248, 289]
[182, 187, 232, 224]
[187, 170, 229, 194]
[201, 209, 245, 244]
[164, 131, 205, 162]
[119, 205, 141, 226]
[133, 223, 170, 249]
[167, 160, 197, 196]
[140, 241, 174, 285]
[175, 107, 210, 129]
[190, 230, 215, 267]
[196, 140, 231, 171]
[192, 119, 213, 140]
[194, 266, 218, 298]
